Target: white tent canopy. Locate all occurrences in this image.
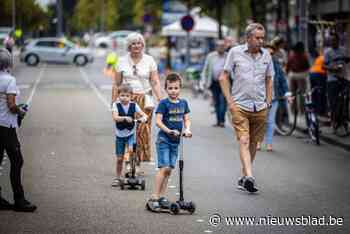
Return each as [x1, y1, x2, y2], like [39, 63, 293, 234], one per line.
[161, 15, 232, 38]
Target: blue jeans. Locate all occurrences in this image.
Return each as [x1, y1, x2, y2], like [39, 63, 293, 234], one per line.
[264, 100, 279, 145]
[210, 81, 227, 124]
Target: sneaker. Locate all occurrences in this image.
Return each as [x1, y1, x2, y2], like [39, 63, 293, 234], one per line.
[13, 199, 37, 212]
[158, 197, 171, 208]
[146, 198, 161, 212]
[243, 176, 259, 193]
[237, 176, 246, 191]
[111, 178, 122, 187]
[0, 197, 13, 210]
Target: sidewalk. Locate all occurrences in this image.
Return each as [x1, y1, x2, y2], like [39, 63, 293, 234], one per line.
[296, 115, 350, 151]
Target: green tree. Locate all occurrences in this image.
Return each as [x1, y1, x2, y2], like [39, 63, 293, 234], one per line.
[0, 0, 48, 31]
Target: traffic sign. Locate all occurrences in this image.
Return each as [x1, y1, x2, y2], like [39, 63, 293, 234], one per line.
[181, 15, 195, 32]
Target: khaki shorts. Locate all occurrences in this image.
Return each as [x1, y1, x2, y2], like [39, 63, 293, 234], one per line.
[230, 103, 267, 143]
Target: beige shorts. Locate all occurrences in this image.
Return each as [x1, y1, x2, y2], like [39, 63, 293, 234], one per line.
[230, 103, 267, 143]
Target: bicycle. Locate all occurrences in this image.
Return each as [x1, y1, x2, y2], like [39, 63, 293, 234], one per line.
[331, 77, 350, 137]
[275, 88, 320, 145]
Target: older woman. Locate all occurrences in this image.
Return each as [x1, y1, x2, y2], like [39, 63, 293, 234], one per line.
[112, 32, 162, 167]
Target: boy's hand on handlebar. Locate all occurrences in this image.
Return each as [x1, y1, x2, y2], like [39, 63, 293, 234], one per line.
[124, 116, 133, 123]
[183, 129, 192, 138]
[168, 129, 180, 137]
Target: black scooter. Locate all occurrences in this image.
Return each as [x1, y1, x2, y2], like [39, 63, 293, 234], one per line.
[146, 132, 196, 214]
[120, 120, 146, 190]
[175, 133, 196, 214]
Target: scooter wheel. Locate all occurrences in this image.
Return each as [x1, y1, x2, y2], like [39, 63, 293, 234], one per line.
[188, 201, 196, 214]
[145, 203, 151, 211]
[170, 203, 180, 215]
[120, 181, 124, 190]
[140, 180, 146, 190]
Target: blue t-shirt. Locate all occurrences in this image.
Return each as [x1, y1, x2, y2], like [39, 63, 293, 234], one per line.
[156, 98, 190, 144]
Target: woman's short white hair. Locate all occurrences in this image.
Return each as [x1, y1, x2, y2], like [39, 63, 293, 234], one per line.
[126, 32, 145, 51]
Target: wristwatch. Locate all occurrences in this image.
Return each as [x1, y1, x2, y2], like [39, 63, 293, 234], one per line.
[266, 102, 272, 109]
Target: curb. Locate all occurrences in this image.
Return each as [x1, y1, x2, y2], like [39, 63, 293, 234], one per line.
[295, 125, 350, 152]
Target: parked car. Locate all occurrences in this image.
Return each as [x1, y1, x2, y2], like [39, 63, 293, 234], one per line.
[94, 30, 133, 49]
[20, 37, 94, 66]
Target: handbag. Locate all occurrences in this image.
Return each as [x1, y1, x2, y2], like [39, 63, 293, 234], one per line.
[144, 91, 155, 109]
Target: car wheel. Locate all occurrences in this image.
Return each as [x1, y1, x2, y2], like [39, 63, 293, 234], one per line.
[74, 55, 88, 66]
[26, 54, 39, 66]
[99, 43, 108, 49]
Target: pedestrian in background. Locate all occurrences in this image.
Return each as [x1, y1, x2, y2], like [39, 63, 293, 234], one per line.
[324, 33, 348, 119]
[286, 42, 310, 114]
[271, 36, 288, 70]
[219, 23, 274, 193]
[0, 48, 36, 212]
[200, 40, 228, 127]
[112, 32, 162, 173]
[257, 44, 290, 152]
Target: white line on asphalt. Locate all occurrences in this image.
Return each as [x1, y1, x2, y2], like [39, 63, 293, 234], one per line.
[196, 219, 205, 223]
[79, 68, 110, 110]
[168, 185, 176, 189]
[99, 85, 113, 90]
[204, 230, 213, 233]
[26, 64, 46, 105]
[18, 84, 31, 89]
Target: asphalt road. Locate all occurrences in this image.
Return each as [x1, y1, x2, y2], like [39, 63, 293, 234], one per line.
[0, 55, 349, 234]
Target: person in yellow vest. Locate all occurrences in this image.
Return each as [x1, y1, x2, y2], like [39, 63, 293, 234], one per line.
[103, 52, 119, 78]
[309, 52, 327, 117]
[14, 29, 23, 46]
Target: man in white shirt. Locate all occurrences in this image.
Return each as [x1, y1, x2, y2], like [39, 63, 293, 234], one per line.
[0, 48, 36, 212]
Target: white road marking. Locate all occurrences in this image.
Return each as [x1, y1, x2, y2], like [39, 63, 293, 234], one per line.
[18, 84, 31, 89]
[196, 219, 205, 223]
[168, 185, 176, 189]
[26, 64, 46, 105]
[79, 68, 110, 110]
[99, 85, 113, 90]
[204, 230, 213, 233]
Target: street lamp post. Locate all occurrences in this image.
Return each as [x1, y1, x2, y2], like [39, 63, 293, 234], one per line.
[56, 0, 63, 37]
[12, 0, 16, 30]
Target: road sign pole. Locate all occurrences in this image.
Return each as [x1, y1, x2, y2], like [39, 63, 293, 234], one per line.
[186, 31, 190, 69]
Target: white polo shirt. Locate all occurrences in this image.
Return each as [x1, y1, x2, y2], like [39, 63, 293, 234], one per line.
[116, 53, 157, 94]
[0, 71, 18, 128]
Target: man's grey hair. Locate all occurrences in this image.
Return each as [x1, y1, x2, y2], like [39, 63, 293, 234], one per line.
[126, 32, 145, 51]
[245, 23, 265, 38]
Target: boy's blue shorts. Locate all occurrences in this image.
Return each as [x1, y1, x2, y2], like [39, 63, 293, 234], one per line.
[156, 137, 179, 169]
[115, 134, 135, 157]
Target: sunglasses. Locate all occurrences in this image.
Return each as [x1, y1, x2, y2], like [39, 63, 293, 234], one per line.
[133, 65, 138, 76]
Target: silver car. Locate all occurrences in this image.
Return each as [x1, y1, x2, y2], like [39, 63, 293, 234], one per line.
[20, 37, 93, 66]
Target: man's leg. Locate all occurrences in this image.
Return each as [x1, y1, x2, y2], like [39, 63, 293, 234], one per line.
[239, 135, 252, 177]
[5, 131, 24, 201]
[211, 83, 221, 125]
[218, 90, 227, 125]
